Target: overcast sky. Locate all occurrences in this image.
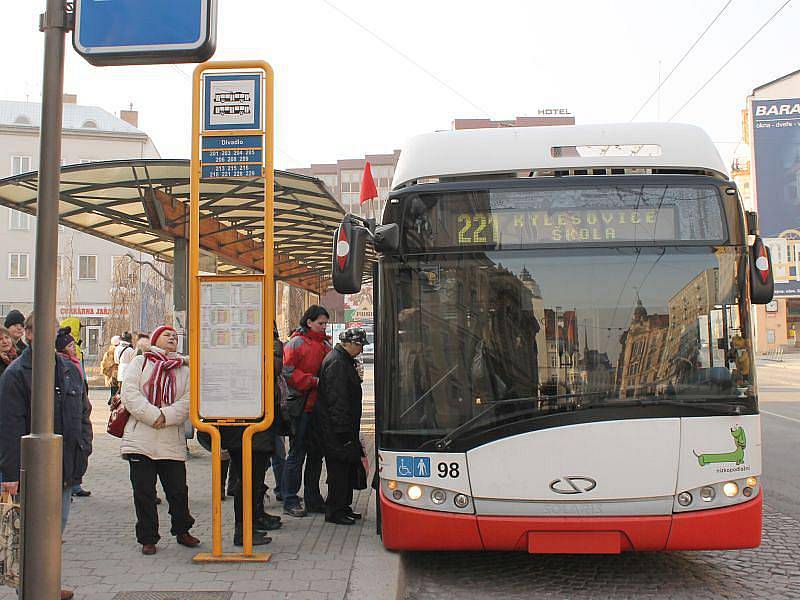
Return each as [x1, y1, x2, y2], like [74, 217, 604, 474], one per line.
[4, 1, 799, 169]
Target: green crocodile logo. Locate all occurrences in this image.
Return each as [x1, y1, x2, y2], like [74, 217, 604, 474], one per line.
[693, 426, 746, 466]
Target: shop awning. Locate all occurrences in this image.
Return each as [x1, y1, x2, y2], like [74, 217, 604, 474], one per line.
[0, 159, 345, 293]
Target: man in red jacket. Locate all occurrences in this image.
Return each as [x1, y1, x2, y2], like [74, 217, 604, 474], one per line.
[281, 305, 332, 517]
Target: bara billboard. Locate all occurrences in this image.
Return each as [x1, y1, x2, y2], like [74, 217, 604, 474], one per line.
[751, 97, 800, 297]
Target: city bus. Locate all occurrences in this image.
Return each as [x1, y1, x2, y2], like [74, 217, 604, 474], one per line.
[331, 123, 774, 553]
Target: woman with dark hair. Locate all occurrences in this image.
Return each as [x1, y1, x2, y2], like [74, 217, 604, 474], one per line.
[56, 327, 92, 498]
[281, 305, 332, 517]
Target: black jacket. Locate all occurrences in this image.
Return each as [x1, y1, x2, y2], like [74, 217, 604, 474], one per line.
[0, 347, 93, 486]
[314, 344, 363, 462]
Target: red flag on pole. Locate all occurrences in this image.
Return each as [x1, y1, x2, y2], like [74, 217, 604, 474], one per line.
[359, 161, 378, 205]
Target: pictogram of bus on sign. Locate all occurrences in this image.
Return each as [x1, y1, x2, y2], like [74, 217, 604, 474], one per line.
[213, 104, 251, 116]
[214, 91, 251, 104]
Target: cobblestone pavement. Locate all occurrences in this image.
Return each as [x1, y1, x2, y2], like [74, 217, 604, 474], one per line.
[1, 389, 380, 600]
[401, 505, 800, 599]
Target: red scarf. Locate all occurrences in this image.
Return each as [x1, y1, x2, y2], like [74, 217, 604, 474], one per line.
[0, 345, 16, 366]
[143, 349, 184, 408]
[59, 351, 84, 380]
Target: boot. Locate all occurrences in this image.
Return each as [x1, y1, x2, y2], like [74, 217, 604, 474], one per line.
[233, 528, 271, 546]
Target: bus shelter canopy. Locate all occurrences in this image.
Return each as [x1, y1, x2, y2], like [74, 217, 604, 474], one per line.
[0, 159, 344, 292]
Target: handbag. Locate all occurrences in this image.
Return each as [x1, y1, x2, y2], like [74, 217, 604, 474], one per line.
[107, 393, 130, 438]
[0, 492, 20, 588]
[354, 460, 368, 490]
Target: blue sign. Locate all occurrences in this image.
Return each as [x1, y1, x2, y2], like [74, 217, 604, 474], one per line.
[202, 164, 262, 179]
[73, 0, 217, 66]
[752, 97, 800, 298]
[202, 149, 263, 165]
[203, 74, 262, 131]
[413, 457, 431, 478]
[396, 457, 414, 478]
[396, 456, 431, 478]
[202, 135, 263, 150]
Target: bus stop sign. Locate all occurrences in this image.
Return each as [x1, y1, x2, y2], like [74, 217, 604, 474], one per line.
[73, 0, 217, 66]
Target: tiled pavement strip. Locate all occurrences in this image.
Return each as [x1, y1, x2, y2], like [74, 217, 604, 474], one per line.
[0, 389, 392, 600]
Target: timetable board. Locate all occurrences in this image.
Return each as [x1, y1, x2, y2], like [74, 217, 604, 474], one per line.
[199, 279, 263, 420]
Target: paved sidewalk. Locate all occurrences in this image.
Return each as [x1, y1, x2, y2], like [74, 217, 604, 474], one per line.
[1, 390, 396, 600]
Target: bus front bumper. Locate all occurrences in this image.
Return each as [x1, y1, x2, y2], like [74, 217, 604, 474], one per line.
[379, 489, 762, 553]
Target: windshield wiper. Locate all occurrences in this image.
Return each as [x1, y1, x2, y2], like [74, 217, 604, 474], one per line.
[429, 392, 607, 450]
[625, 397, 752, 414]
[428, 394, 751, 451]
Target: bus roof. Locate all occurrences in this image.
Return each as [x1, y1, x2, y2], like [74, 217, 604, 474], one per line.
[391, 123, 728, 189]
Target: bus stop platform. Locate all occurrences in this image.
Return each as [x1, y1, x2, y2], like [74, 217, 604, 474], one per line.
[0, 386, 399, 600]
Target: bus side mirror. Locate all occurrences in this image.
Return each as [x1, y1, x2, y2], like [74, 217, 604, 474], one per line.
[332, 219, 368, 294]
[373, 223, 399, 253]
[746, 211, 758, 235]
[749, 236, 774, 304]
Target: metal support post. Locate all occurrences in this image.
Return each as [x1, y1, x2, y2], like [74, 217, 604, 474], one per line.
[20, 0, 68, 598]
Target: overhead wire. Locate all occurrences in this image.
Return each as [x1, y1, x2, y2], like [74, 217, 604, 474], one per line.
[669, 0, 793, 121]
[319, 0, 492, 117]
[630, 0, 735, 122]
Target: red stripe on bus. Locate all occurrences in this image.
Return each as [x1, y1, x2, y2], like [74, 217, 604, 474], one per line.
[379, 490, 762, 552]
[666, 492, 762, 550]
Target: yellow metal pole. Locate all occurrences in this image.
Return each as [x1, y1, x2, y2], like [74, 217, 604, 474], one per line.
[241, 60, 275, 557]
[189, 61, 224, 559]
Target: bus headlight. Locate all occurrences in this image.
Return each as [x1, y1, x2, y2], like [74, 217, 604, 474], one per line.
[722, 482, 739, 497]
[431, 489, 447, 505]
[407, 485, 423, 501]
[392, 489, 403, 500]
[700, 486, 715, 502]
[746, 477, 758, 488]
[454, 494, 470, 508]
[677, 492, 693, 506]
[387, 480, 398, 491]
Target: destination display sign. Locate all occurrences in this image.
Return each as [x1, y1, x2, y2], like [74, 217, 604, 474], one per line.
[202, 135, 263, 150]
[201, 135, 263, 177]
[202, 148, 263, 164]
[202, 163, 262, 179]
[454, 207, 677, 246]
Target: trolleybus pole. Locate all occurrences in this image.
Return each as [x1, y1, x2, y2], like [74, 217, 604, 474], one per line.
[20, 0, 68, 597]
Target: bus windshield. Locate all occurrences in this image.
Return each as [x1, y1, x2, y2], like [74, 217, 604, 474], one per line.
[378, 183, 754, 451]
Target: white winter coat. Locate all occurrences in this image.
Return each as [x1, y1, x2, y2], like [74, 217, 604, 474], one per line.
[120, 350, 190, 461]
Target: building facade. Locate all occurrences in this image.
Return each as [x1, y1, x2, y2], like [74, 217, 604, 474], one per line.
[0, 95, 161, 361]
[736, 71, 800, 351]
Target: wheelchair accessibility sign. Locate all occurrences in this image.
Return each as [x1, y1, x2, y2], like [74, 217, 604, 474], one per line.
[396, 456, 431, 478]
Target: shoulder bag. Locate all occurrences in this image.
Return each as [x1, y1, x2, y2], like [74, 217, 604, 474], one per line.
[107, 393, 130, 438]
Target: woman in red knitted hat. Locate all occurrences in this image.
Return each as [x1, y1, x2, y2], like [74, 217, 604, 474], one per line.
[120, 325, 200, 555]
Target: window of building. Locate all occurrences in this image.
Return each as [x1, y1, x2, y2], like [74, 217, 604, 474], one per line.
[8, 209, 30, 230]
[81, 119, 98, 129]
[767, 329, 776, 344]
[9, 253, 29, 279]
[340, 170, 361, 194]
[78, 255, 97, 280]
[11, 156, 32, 175]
